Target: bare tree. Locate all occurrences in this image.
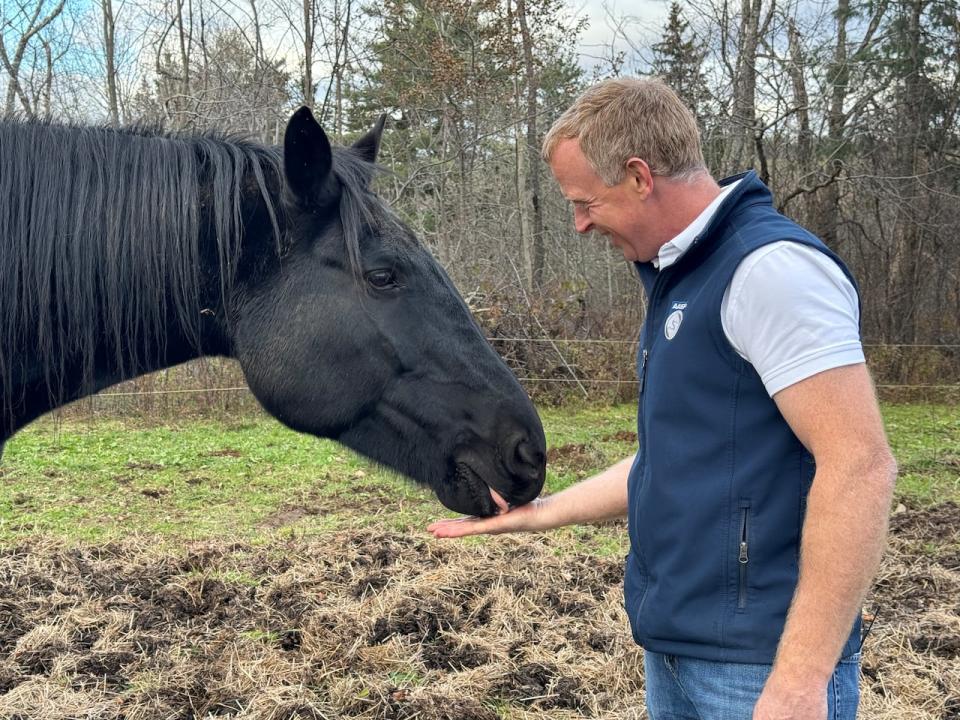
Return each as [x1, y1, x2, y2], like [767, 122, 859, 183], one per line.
[0, 0, 65, 115]
[809, 0, 888, 246]
[515, 0, 544, 288]
[102, 0, 120, 124]
[301, 0, 314, 106]
[721, 0, 773, 175]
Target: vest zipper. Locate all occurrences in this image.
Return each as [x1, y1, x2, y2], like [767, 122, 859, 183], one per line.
[639, 349, 648, 393]
[737, 505, 750, 610]
[633, 269, 670, 572]
[638, 269, 669, 398]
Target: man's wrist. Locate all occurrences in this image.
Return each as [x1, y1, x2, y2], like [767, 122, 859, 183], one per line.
[770, 649, 836, 686]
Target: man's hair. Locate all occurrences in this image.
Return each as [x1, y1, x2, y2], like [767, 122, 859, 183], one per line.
[542, 77, 706, 186]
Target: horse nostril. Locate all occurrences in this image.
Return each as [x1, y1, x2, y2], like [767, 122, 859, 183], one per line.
[506, 434, 544, 480]
[515, 439, 539, 468]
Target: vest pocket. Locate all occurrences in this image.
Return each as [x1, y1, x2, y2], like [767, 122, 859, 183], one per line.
[737, 500, 751, 611]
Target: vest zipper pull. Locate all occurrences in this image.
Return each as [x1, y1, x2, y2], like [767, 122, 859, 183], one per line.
[639, 349, 649, 393]
[739, 508, 749, 563]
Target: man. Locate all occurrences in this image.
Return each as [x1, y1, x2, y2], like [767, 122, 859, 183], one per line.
[428, 78, 897, 720]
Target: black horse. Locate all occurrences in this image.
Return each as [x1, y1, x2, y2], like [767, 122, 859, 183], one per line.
[0, 107, 545, 517]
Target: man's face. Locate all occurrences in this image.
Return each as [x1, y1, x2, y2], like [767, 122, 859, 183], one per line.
[548, 138, 658, 263]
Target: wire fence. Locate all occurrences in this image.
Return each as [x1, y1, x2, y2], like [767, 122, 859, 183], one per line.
[68, 339, 960, 418]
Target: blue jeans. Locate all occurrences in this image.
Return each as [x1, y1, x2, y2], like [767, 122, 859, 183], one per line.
[644, 651, 861, 719]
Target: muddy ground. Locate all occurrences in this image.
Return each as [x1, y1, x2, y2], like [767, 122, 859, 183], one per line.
[0, 502, 957, 719]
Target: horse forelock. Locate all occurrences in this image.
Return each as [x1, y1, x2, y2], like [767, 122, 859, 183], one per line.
[328, 147, 411, 281]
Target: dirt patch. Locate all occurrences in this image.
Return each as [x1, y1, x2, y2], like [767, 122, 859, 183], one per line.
[258, 486, 416, 529]
[0, 505, 957, 719]
[889, 501, 960, 544]
[369, 599, 451, 644]
[125, 461, 164, 471]
[0, 531, 636, 719]
[602, 430, 638, 443]
[386, 694, 498, 720]
[0, 661, 22, 694]
[858, 501, 960, 718]
[546, 442, 607, 475]
[496, 661, 587, 711]
[206, 448, 243, 458]
[420, 637, 491, 670]
[154, 576, 240, 621]
[910, 626, 960, 658]
[73, 650, 138, 689]
[258, 506, 312, 529]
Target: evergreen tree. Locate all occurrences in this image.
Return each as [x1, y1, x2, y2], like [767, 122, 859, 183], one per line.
[651, 5, 709, 113]
[650, 3, 716, 164]
[341, 0, 583, 284]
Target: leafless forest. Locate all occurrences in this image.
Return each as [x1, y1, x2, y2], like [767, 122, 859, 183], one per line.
[3, 0, 959, 401]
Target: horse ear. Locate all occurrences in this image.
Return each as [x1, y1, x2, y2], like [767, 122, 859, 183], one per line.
[351, 114, 387, 164]
[284, 106, 338, 204]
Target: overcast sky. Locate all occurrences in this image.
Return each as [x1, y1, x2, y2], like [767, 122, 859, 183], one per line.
[573, 0, 669, 72]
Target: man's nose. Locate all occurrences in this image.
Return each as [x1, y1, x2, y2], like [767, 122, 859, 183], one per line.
[573, 206, 592, 234]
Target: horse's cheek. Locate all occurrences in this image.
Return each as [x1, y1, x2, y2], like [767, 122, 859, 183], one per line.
[232, 288, 388, 432]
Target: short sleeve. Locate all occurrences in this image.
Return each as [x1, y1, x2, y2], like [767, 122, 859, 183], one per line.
[721, 242, 865, 397]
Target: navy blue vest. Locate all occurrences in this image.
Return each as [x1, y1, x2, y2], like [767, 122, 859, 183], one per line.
[624, 171, 862, 663]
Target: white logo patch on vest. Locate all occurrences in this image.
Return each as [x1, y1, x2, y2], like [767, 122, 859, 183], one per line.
[665, 301, 687, 340]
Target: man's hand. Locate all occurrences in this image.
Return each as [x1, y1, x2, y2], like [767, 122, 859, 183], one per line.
[427, 454, 633, 539]
[753, 671, 828, 720]
[427, 498, 549, 538]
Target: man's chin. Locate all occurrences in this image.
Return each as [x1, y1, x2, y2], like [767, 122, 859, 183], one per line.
[615, 242, 656, 264]
[606, 238, 630, 260]
[615, 245, 640, 262]
[605, 236, 645, 263]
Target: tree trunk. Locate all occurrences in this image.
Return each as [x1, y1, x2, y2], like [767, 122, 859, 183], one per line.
[514, 75, 532, 288]
[815, 0, 851, 246]
[40, 37, 53, 117]
[886, 0, 926, 346]
[723, 0, 762, 174]
[516, 0, 544, 288]
[786, 19, 814, 226]
[176, 0, 190, 99]
[102, 0, 119, 125]
[302, 0, 314, 107]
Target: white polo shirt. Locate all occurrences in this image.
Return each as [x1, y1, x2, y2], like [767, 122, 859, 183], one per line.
[653, 180, 865, 397]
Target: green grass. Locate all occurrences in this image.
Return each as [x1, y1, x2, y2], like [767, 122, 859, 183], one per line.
[0, 416, 419, 542]
[0, 403, 956, 547]
[882, 404, 960, 505]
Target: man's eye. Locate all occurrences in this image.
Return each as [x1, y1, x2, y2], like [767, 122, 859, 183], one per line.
[366, 269, 398, 289]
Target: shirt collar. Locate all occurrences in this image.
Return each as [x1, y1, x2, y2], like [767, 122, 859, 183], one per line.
[652, 179, 742, 271]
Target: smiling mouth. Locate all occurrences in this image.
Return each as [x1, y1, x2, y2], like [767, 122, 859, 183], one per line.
[455, 462, 510, 515]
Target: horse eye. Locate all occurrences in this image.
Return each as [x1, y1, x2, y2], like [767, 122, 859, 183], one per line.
[366, 269, 398, 290]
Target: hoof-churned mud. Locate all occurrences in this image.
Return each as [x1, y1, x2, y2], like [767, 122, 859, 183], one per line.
[0, 503, 957, 719]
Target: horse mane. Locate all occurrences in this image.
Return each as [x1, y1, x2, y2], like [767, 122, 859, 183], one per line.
[0, 117, 385, 415]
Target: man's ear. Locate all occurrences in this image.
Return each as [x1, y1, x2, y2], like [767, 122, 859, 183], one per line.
[352, 114, 388, 164]
[625, 157, 653, 199]
[283, 106, 339, 205]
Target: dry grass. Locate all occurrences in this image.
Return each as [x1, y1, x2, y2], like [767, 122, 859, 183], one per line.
[0, 530, 643, 719]
[859, 502, 960, 719]
[0, 504, 957, 719]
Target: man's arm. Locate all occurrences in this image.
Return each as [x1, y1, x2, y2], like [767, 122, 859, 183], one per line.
[754, 363, 897, 719]
[427, 454, 633, 538]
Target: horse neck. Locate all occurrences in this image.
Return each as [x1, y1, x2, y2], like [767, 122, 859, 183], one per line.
[0, 124, 291, 440]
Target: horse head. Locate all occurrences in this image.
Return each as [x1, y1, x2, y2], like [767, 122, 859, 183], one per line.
[232, 108, 546, 517]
